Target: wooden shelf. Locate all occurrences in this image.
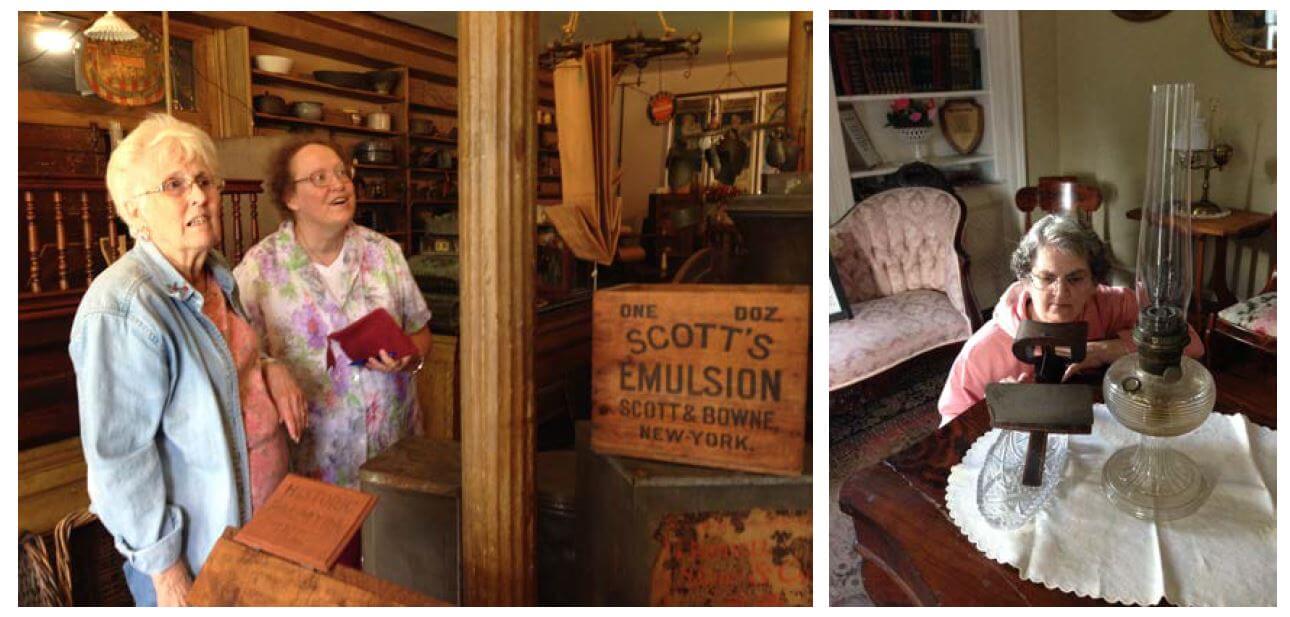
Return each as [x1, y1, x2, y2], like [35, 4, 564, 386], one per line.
[839, 90, 989, 103]
[411, 167, 455, 173]
[539, 148, 560, 156]
[412, 199, 457, 206]
[254, 112, 403, 136]
[850, 153, 995, 179]
[410, 134, 458, 145]
[830, 18, 985, 30]
[410, 102, 458, 116]
[356, 198, 402, 205]
[251, 69, 402, 104]
[538, 175, 562, 181]
[353, 163, 400, 170]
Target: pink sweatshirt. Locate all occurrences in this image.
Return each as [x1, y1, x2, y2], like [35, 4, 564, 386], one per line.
[937, 282, 1205, 423]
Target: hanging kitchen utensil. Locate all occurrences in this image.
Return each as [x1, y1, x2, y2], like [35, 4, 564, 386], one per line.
[647, 91, 676, 126]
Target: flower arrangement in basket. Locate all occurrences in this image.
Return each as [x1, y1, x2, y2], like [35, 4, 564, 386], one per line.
[886, 98, 936, 128]
[886, 98, 937, 159]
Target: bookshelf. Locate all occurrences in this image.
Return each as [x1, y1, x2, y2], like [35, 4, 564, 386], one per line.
[828, 10, 1027, 310]
[828, 10, 1025, 206]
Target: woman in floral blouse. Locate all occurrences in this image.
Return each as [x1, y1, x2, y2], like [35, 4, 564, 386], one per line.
[234, 140, 432, 488]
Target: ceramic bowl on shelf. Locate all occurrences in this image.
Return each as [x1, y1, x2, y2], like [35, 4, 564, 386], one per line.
[253, 92, 288, 115]
[253, 55, 293, 74]
[291, 101, 324, 121]
[410, 118, 436, 136]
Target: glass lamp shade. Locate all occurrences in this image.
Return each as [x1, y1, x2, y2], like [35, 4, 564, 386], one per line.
[1134, 83, 1195, 347]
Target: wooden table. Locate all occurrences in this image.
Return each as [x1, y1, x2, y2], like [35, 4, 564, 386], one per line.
[1126, 207, 1274, 316]
[838, 399, 1111, 606]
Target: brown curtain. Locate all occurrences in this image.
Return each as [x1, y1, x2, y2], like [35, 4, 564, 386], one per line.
[546, 43, 621, 266]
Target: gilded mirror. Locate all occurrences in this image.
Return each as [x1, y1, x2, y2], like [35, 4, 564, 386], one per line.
[1210, 11, 1277, 67]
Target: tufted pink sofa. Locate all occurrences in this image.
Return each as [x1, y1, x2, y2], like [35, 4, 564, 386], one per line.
[830, 187, 980, 391]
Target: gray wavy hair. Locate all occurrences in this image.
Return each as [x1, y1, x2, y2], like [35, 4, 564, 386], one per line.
[1010, 214, 1111, 284]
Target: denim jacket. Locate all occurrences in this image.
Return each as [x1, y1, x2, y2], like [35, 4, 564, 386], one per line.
[69, 240, 253, 577]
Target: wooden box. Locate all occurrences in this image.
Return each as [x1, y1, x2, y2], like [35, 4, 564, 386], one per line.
[189, 529, 446, 606]
[576, 423, 812, 606]
[359, 437, 462, 604]
[591, 284, 810, 475]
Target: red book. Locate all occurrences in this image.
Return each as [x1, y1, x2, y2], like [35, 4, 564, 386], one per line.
[324, 307, 418, 369]
[233, 474, 377, 572]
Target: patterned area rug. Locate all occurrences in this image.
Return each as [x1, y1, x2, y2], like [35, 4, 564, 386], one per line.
[829, 351, 955, 606]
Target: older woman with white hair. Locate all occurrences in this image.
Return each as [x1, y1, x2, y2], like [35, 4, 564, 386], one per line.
[938, 214, 1204, 423]
[69, 114, 306, 606]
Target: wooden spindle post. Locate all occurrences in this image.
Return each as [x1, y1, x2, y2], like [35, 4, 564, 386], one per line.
[458, 11, 538, 606]
[231, 193, 244, 262]
[106, 199, 120, 259]
[25, 191, 41, 293]
[249, 193, 260, 243]
[80, 191, 94, 285]
[53, 190, 69, 290]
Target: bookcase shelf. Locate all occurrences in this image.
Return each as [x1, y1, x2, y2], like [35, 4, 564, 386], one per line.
[838, 89, 988, 103]
[830, 19, 986, 30]
[850, 153, 995, 179]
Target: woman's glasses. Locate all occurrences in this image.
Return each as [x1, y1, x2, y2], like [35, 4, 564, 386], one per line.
[134, 174, 225, 200]
[1027, 271, 1091, 291]
[293, 166, 354, 188]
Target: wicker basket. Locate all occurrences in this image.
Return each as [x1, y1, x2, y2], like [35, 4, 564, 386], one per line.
[17, 510, 131, 606]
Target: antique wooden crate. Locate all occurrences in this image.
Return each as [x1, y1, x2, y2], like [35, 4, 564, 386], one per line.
[591, 283, 810, 475]
[576, 423, 812, 606]
[359, 436, 462, 604]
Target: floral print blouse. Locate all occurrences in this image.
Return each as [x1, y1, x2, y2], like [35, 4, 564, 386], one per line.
[233, 222, 432, 488]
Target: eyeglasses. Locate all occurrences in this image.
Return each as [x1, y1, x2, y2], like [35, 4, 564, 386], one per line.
[293, 165, 353, 188]
[1027, 271, 1091, 291]
[134, 174, 225, 200]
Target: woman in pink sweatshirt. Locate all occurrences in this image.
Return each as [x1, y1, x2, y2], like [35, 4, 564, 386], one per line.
[938, 215, 1203, 424]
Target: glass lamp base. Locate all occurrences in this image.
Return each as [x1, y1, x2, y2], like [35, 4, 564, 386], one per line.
[1102, 436, 1212, 522]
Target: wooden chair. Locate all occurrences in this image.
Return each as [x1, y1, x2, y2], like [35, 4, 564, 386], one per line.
[1205, 270, 1277, 361]
[1014, 176, 1103, 229]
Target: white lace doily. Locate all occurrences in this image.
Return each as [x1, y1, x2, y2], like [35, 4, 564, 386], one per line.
[946, 404, 1276, 606]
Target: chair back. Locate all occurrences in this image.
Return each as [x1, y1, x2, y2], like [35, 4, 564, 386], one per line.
[830, 187, 964, 305]
[1014, 176, 1102, 229]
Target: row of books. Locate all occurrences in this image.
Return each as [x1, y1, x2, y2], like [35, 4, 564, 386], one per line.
[831, 27, 981, 96]
[829, 10, 981, 23]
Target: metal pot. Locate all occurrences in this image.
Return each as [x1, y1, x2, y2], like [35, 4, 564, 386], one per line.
[366, 111, 392, 131]
[253, 92, 288, 116]
[354, 140, 395, 165]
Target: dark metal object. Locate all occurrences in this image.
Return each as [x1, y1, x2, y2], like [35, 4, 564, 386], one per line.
[253, 92, 287, 115]
[313, 70, 371, 90]
[988, 320, 1094, 486]
[1133, 306, 1190, 377]
[358, 437, 462, 604]
[354, 140, 395, 165]
[539, 31, 701, 71]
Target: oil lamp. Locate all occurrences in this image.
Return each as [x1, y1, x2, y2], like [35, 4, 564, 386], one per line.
[1101, 82, 1216, 521]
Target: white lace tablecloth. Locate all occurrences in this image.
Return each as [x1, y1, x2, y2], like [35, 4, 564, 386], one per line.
[946, 404, 1276, 606]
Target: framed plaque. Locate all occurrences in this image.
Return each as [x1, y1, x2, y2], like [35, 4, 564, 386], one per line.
[938, 98, 985, 155]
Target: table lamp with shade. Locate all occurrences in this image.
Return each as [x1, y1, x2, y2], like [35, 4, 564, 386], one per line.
[1101, 82, 1216, 521]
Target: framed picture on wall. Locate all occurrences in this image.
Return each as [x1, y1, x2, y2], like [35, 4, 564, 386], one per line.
[829, 257, 853, 322]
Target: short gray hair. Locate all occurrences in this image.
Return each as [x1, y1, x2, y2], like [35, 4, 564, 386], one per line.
[1010, 214, 1111, 283]
[105, 114, 220, 238]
